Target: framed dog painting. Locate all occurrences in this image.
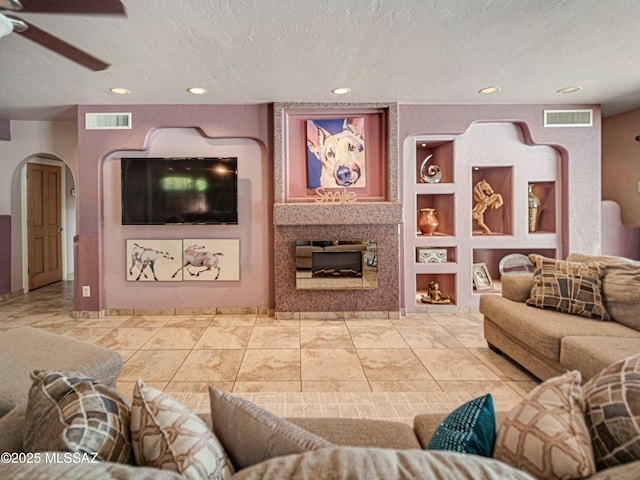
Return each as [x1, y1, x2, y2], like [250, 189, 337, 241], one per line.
[306, 117, 366, 188]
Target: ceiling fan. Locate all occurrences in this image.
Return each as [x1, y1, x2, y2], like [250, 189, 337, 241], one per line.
[0, 0, 126, 71]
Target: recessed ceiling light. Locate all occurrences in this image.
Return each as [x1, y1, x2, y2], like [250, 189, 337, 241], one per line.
[109, 87, 129, 95]
[478, 86, 501, 94]
[331, 87, 351, 95]
[557, 86, 581, 94]
[187, 87, 207, 95]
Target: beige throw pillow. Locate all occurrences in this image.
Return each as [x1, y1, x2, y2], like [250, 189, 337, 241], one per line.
[567, 253, 640, 331]
[208, 387, 333, 470]
[130, 380, 233, 480]
[583, 353, 640, 470]
[493, 370, 595, 480]
[526, 254, 610, 320]
[23, 371, 132, 464]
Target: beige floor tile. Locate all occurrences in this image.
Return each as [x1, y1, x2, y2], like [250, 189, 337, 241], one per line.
[300, 325, 353, 348]
[301, 348, 367, 382]
[233, 381, 302, 393]
[194, 326, 253, 349]
[119, 316, 171, 328]
[413, 348, 502, 381]
[236, 349, 300, 382]
[347, 325, 409, 349]
[369, 380, 442, 392]
[432, 313, 481, 327]
[254, 317, 300, 327]
[96, 327, 160, 350]
[395, 325, 464, 349]
[78, 317, 129, 328]
[469, 348, 539, 381]
[114, 349, 137, 362]
[210, 315, 257, 327]
[142, 327, 206, 349]
[116, 380, 168, 402]
[173, 350, 245, 382]
[437, 380, 525, 412]
[505, 380, 540, 397]
[302, 381, 372, 392]
[247, 326, 300, 349]
[63, 327, 114, 344]
[357, 349, 434, 381]
[441, 325, 488, 349]
[165, 381, 232, 394]
[165, 316, 213, 328]
[119, 349, 190, 381]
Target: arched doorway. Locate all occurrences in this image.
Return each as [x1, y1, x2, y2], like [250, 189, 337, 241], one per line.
[19, 155, 76, 292]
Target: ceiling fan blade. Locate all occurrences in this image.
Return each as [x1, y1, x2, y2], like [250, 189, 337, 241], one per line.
[16, 0, 126, 15]
[9, 17, 110, 71]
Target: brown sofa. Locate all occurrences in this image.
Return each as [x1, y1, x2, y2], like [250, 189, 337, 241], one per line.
[481, 253, 640, 381]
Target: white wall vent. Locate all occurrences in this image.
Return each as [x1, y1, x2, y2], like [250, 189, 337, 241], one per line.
[85, 112, 132, 130]
[543, 109, 593, 127]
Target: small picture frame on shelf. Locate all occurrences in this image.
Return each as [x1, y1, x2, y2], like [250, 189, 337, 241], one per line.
[417, 248, 447, 263]
[472, 263, 494, 291]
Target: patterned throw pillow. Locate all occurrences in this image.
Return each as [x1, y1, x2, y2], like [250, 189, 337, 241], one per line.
[130, 380, 233, 480]
[493, 371, 595, 480]
[427, 394, 495, 457]
[23, 370, 132, 463]
[526, 254, 610, 320]
[208, 387, 333, 470]
[583, 354, 640, 470]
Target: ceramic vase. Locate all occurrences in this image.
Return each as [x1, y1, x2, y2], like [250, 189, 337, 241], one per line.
[528, 184, 541, 232]
[418, 208, 439, 235]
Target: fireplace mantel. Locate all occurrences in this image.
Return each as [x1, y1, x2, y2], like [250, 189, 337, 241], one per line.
[273, 202, 403, 226]
[272, 102, 401, 317]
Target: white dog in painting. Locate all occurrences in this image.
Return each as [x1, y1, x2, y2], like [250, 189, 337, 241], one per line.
[306, 117, 365, 187]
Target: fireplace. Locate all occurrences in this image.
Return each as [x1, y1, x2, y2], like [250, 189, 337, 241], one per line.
[295, 240, 378, 291]
[312, 251, 363, 278]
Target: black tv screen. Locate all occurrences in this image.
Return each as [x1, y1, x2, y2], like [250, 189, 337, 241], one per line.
[121, 157, 238, 225]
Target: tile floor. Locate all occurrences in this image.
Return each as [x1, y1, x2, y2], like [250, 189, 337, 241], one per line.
[0, 281, 540, 424]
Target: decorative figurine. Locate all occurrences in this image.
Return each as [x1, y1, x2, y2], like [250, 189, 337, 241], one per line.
[472, 179, 503, 234]
[420, 281, 451, 304]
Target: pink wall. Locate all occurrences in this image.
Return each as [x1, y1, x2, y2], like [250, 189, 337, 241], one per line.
[75, 104, 272, 313]
[399, 104, 603, 256]
[0, 216, 10, 295]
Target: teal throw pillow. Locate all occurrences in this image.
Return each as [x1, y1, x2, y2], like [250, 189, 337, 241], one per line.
[426, 394, 496, 457]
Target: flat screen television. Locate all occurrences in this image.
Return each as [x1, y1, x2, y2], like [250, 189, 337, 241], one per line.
[121, 157, 238, 225]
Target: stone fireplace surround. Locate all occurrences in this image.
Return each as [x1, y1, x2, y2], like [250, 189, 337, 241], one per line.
[273, 103, 402, 318]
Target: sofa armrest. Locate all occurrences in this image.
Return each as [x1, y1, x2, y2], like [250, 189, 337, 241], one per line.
[501, 273, 533, 303]
[0, 401, 27, 453]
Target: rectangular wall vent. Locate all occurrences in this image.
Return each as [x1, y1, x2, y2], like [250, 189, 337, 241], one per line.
[85, 112, 132, 130]
[543, 109, 593, 127]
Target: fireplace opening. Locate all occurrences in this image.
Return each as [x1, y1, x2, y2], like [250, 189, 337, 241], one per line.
[312, 251, 363, 278]
[295, 240, 378, 290]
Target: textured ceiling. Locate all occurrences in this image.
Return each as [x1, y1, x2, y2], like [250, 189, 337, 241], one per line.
[1, 0, 639, 120]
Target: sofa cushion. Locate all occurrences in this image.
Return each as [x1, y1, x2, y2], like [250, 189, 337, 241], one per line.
[427, 394, 495, 457]
[493, 370, 595, 480]
[131, 380, 233, 480]
[23, 371, 132, 464]
[583, 354, 640, 471]
[501, 273, 534, 303]
[0, 461, 182, 480]
[231, 447, 536, 480]
[0, 327, 123, 418]
[567, 253, 640, 331]
[526, 255, 610, 321]
[561, 336, 640, 381]
[289, 417, 420, 449]
[208, 387, 332, 471]
[480, 295, 637, 363]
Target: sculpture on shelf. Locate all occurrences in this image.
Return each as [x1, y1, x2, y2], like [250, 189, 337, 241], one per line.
[420, 281, 451, 304]
[472, 179, 503, 234]
[419, 154, 442, 183]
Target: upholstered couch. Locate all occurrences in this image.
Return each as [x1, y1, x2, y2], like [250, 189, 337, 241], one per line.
[481, 253, 640, 381]
[2, 324, 640, 479]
